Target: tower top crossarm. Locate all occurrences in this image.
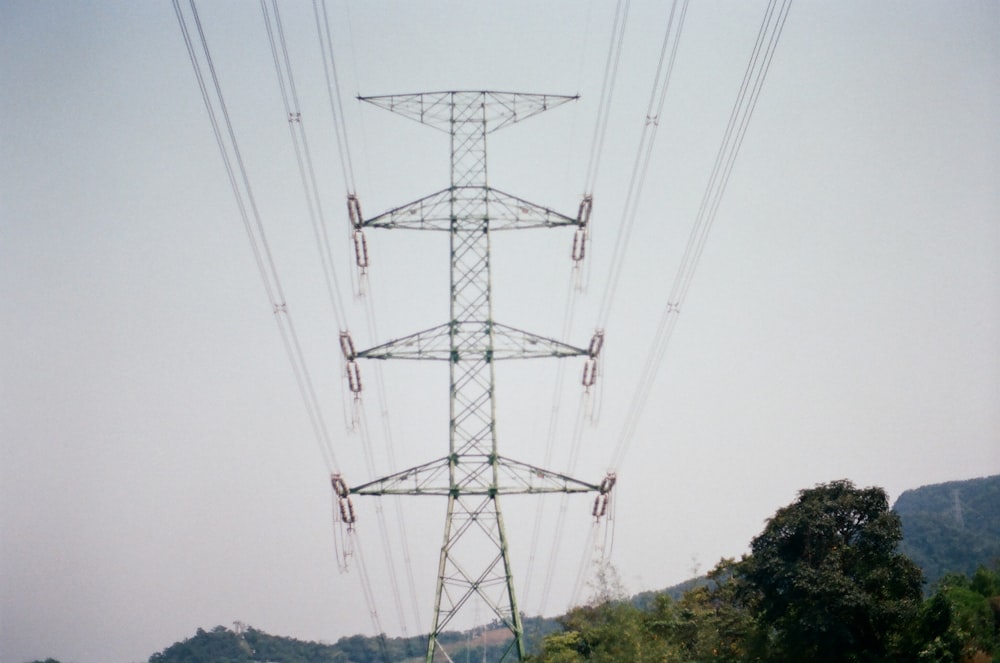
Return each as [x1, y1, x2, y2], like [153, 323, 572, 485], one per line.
[357, 90, 578, 134]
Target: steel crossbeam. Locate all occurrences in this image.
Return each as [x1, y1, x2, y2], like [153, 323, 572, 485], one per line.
[356, 322, 589, 361]
[351, 455, 600, 497]
[357, 186, 579, 231]
[358, 91, 578, 134]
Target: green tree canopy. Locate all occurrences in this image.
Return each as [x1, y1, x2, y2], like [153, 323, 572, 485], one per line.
[735, 479, 924, 662]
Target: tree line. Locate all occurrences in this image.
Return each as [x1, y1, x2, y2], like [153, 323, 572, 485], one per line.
[27, 478, 999, 663]
[529, 480, 1000, 663]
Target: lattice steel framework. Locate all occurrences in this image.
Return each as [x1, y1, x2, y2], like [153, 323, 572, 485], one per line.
[349, 91, 601, 662]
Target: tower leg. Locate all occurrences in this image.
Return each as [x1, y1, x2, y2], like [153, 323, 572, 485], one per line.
[426, 494, 526, 661]
[427, 494, 454, 663]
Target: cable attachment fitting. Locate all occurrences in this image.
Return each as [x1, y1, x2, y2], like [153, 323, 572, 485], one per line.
[347, 194, 363, 230]
[331, 473, 357, 527]
[346, 361, 362, 395]
[592, 472, 617, 521]
[577, 194, 593, 228]
[582, 330, 604, 389]
[339, 331, 357, 360]
[353, 229, 369, 271]
[587, 330, 605, 358]
[339, 331, 362, 395]
[571, 195, 592, 264]
[571, 227, 587, 263]
[331, 473, 350, 498]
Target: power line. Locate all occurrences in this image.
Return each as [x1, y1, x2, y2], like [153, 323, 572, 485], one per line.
[172, 0, 341, 476]
[607, 0, 794, 473]
[314, 0, 358, 194]
[260, 1, 421, 644]
[521, 0, 634, 612]
[260, 0, 350, 331]
[310, 0, 426, 636]
[173, 5, 393, 658]
[582, 0, 631, 197]
[594, 0, 689, 331]
[347, 529, 392, 661]
[528, 0, 689, 615]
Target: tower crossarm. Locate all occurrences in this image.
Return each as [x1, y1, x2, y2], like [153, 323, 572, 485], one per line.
[350, 455, 601, 497]
[360, 186, 580, 231]
[358, 91, 578, 134]
[490, 323, 589, 359]
[495, 456, 602, 495]
[350, 456, 452, 496]
[356, 321, 589, 361]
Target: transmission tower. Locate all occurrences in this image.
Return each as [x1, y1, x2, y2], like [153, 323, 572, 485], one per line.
[343, 91, 609, 662]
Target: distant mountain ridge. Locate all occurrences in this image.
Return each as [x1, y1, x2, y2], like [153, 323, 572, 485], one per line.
[133, 474, 1000, 663]
[144, 617, 556, 663]
[893, 473, 1000, 589]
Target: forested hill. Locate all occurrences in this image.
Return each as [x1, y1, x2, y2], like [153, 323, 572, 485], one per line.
[76, 475, 998, 663]
[894, 474, 1000, 588]
[146, 624, 416, 663]
[144, 617, 557, 663]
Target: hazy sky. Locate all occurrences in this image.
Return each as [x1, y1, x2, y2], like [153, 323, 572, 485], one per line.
[2, 2, 998, 662]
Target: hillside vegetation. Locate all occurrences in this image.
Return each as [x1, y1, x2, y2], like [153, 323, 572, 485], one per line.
[530, 479, 1000, 663]
[33, 476, 997, 663]
[142, 615, 557, 663]
[895, 475, 1000, 589]
[135, 476, 998, 663]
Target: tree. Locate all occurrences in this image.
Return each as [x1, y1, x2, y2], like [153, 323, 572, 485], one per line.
[529, 599, 688, 663]
[665, 558, 761, 662]
[913, 565, 1000, 662]
[734, 479, 924, 662]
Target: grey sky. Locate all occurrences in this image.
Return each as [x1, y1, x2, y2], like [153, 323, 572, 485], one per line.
[2, 2, 998, 662]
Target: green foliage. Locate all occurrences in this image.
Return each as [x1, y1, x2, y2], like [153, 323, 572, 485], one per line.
[529, 599, 684, 662]
[147, 624, 426, 663]
[676, 560, 760, 662]
[915, 565, 1000, 662]
[734, 480, 925, 662]
[146, 621, 545, 663]
[144, 476, 1000, 663]
[895, 475, 1000, 590]
[149, 625, 254, 663]
[533, 480, 962, 663]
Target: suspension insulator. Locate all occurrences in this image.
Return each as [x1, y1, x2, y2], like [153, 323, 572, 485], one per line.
[347, 194, 363, 229]
[353, 229, 369, 269]
[599, 472, 617, 495]
[571, 228, 587, 262]
[346, 360, 362, 394]
[577, 194, 593, 228]
[339, 496, 356, 524]
[331, 473, 350, 498]
[339, 331, 356, 360]
[592, 493, 610, 519]
[582, 358, 598, 388]
[587, 330, 605, 358]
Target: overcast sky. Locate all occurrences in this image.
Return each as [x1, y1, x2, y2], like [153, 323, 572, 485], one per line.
[2, 2, 998, 662]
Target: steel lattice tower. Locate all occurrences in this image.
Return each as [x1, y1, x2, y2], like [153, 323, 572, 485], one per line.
[345, 91, 604, 662]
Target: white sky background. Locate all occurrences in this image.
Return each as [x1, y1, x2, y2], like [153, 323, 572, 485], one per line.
[2, 1, 998, 662]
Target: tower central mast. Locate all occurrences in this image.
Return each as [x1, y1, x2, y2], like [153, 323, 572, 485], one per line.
[348, 91, 605, 662]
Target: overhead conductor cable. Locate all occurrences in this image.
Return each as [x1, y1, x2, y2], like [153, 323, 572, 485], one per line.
[608, 0, 794, 475]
